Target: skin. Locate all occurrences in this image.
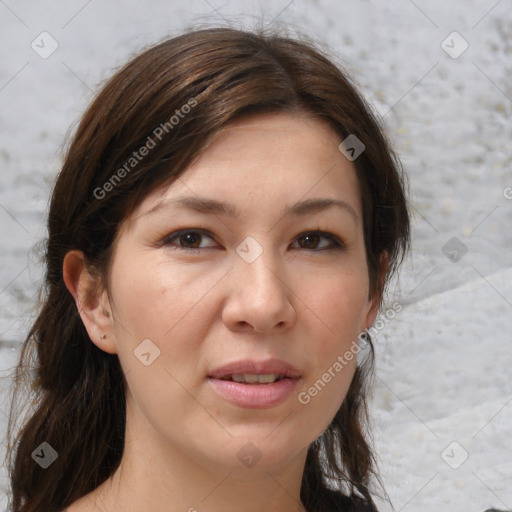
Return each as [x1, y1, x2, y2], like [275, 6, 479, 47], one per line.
[63, 112, 384, 512]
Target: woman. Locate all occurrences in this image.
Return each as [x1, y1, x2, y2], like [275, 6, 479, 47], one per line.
[5, 26, 410, 512]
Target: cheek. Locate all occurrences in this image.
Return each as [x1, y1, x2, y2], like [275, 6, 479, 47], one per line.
[299, 265, 370, 343]
[292, 267, 368, 420]
[108, 256, 215, 434]
[109, 253, 222, 373]
[110, 252, 192, 333]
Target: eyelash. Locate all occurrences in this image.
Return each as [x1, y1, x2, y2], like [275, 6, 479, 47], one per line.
[161, 229, 346, 253]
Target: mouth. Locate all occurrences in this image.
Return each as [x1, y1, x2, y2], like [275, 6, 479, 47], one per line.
[207, 359, 302, 408]
[207, 358, 302, 381]
[217, 373, 291, 384]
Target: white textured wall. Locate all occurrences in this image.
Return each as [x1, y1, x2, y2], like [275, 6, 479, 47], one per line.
[1, 1, 511, 510]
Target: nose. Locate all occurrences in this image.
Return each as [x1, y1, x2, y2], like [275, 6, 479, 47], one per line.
[222, 244, 297, 333]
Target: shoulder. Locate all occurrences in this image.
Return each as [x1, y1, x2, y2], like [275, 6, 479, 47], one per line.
[347, 495, 378, 512]
[322, 488, 379, 512]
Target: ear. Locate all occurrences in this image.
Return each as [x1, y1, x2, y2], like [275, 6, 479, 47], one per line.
[364, 251, 389, 329]
[62, 250, 117, 354]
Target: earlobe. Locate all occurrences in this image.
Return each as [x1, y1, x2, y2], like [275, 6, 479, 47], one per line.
[365, 299, 380, 332]
[62, 250, 118, 355]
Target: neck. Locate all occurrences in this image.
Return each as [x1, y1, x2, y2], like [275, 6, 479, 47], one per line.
[88, 396, 309, 512]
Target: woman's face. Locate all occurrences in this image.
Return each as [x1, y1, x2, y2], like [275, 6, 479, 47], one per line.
[101, 112, 380, 474]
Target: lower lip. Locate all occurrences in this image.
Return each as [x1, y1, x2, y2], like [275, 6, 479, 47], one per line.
[207, 377, 300, 408]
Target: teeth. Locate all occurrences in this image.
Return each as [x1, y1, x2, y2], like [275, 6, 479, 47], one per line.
[230, 373, 284, 384]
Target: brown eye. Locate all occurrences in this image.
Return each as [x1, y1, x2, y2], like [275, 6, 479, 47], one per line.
[297, 233, 321, 249]
[163, 229, 217, 251]
[293, 231, 344, 251]
[162, 229, 344, 252]
[179, 232, 202, 248]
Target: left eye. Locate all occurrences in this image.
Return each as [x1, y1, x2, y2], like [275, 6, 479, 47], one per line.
[291, 231, 343, 251]
[162, 229, 344, 251]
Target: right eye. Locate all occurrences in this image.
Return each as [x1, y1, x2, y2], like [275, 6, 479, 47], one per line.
[162, 229, 219, 252]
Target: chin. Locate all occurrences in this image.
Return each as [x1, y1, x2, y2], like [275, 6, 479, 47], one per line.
[209, 436, 307, 473]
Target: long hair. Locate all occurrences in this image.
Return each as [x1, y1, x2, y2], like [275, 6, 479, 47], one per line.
[5, 26, 410, 512]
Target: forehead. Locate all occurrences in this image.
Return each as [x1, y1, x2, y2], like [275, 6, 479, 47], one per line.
[130, 112, 362, 224]
[202, 111, 344, 162]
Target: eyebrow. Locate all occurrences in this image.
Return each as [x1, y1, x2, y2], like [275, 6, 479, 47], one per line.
[142, 196, 359, 224]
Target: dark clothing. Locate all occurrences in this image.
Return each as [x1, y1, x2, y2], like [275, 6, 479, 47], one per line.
[309, 489, 378, 511]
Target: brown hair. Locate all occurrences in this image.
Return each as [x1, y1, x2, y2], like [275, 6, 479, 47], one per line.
[5, 25, 410, 512]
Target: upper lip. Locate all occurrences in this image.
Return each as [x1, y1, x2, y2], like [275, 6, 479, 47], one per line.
[208, 358, 302, 379]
